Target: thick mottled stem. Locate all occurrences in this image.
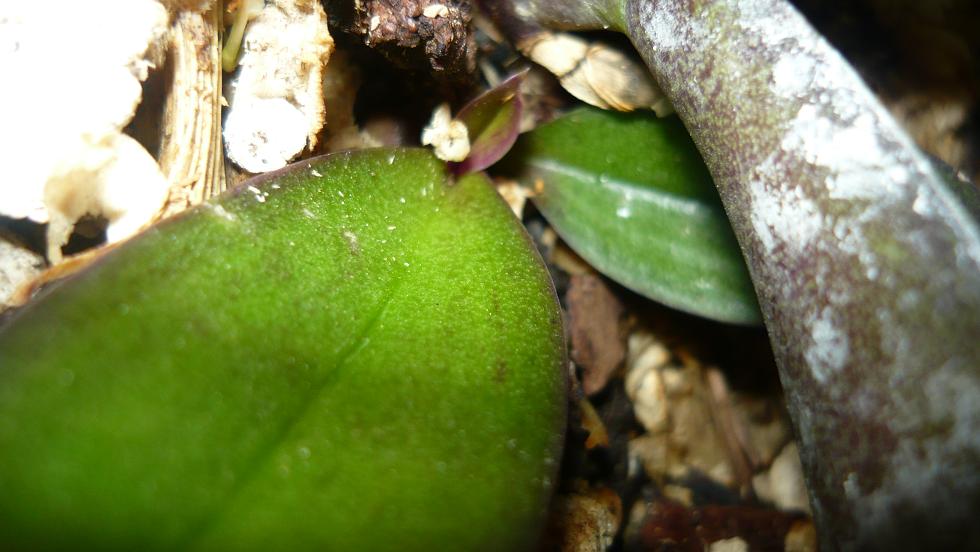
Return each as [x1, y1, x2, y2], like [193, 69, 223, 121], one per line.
[483, 0, 980, 548]
[622, 1, 980, 549]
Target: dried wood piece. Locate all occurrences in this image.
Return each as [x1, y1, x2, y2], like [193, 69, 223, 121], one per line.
[521, 32, 672, 116]
[223, 0, 334, 173]
[8, 242, 122, 308]
[0, 235, 44, 312]
[158, 5, 226, 216]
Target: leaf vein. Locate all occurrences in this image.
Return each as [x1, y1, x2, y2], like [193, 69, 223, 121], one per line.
[178, 278, 406, 549]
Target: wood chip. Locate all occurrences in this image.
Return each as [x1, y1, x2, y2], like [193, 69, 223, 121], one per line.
[521, 31, 673, 116]
[630, 500, 810, 552]
[0, 235, 44, 311]
[543, 486, 623, 552]
[158, 6, 226, 217]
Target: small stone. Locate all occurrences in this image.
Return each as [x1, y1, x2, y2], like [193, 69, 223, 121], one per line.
[662, 484, 693, 507]
[784, 519, 818, 552]
[660, 366, 693, 396]
[421, 103, 470, 162]
[628, 433, 675, 481]
[422, 4, 449, 18]
[625, 362, 669, 433]
[494, 179, 530, 218]
[752, 442, 811, 514]
[709, 537, 748, 552]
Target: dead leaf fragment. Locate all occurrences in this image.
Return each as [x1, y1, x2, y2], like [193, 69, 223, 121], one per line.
[568, 274, 627, 396]
[578, 398, 610, 450]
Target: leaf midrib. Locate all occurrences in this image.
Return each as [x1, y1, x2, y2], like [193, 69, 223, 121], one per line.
[174, 167, 447, 548]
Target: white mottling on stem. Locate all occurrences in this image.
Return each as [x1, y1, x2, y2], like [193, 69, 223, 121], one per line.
[804, 307, 849, 384]
[748, 158, 824, 255]
[770, 51, 815, 98]
[635, 0, 684, 52]
[735, 0, 802, 48]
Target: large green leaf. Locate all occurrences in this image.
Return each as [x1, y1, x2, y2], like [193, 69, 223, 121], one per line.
[0, 149, 566, 550]
[502, 107, 760, 324]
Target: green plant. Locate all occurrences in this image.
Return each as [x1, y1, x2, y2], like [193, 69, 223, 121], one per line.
[0, 149, 565, 550]
[483, 0, 980, 548]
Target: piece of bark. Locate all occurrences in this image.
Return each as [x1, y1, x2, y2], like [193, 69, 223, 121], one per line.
[630, 499, 812, 552]
[542, 486, 623, 552]
[0, 234, 44, 312]
[158, 5, 226, 216]
[325, 0, 476, 94]
[567, 274, 626, 396]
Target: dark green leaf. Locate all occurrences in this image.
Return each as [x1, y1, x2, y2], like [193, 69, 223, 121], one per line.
[0, 149, 566, 550]
[502, 107, 760, 324]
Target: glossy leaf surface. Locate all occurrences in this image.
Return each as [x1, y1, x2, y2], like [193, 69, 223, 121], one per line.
[503, 107, 760, 324]
[0, 149, 566, 550]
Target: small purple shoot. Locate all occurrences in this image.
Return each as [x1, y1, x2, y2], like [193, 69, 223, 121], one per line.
[450, 70, 527, 175]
